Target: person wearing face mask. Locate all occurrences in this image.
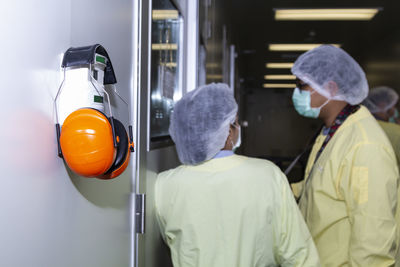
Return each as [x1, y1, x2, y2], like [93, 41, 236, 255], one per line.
[155, 83, 320, 267]
[363, 86, 400, 166]
[290, 45, 400, 266]
[363, 86, 400, 123]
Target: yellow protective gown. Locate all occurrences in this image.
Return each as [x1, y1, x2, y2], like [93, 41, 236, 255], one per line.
[378, 120, 400, 167]
[155, 155, 320, 267]
[295, 106, 400, 266]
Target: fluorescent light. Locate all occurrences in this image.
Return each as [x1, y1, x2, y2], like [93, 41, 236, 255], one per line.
[152, 10, 179, 20]
[269, 44, 340, 51]
[206, 63, 220, 68]
[265, 63, 294, 69]
[207, 74, 223, 79]
[164, 62, 177, 67]
[264, 75, 296, 80]
[275, 8, 380, 21]
[263, 83, 296, 88]
[151, 43, 178, 50]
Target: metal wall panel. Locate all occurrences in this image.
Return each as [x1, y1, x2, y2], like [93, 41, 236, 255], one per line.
[0, 0, 138, 266]
[136, 0, 199, 266]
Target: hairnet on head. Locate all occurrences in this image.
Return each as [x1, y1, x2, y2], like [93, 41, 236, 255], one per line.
[169, 83, 238, 165]
[363, 86, 399, 113]
[291, 45, 369, 105]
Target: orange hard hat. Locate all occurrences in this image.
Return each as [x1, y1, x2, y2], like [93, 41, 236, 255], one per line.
[60, 108, 116, 177]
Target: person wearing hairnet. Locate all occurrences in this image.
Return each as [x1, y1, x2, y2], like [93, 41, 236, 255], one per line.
[363, 86, 400, 166]
[155, 83, 320, 267]
[364, 86, 400, 124]
[290, 45, 400, 266]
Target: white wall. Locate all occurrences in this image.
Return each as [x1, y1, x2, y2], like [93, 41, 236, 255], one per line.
[0, 1, 136, 266]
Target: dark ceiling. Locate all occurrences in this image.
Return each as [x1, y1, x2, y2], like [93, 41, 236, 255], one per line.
[215, 0, 400, 90]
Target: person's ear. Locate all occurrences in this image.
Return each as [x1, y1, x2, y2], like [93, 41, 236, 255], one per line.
[326, 81, 339, 97]
[228, 126, 233, 140]
[223, 126, 234, 149]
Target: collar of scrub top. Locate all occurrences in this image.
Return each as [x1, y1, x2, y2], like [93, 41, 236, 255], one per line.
[322, 126, 330, 135]
[213, 150, 234, 159]
[61, 44, 117, 85]
[314, 104, 360, 164]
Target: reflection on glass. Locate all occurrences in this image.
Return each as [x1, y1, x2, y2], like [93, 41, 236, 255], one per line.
[150, 0, 183, 142]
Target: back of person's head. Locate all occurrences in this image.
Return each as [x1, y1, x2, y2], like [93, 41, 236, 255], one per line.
[291, 45, 369, 105]
[169, 83, 238, 165]
[363, 86, 399, 113]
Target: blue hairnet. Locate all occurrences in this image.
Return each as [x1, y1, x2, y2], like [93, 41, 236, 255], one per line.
[169, 83, 238, 165]
[291, 45, 369, 105]
[363, 86, 399, 113]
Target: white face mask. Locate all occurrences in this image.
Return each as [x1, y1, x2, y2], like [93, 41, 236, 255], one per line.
[231, 124, 241, 151]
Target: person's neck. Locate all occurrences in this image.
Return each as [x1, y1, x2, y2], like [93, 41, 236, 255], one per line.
[320, 101, 348, 127]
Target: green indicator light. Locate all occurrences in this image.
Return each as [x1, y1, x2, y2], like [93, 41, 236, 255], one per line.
[96, 55, 106, 64]
[94, 95, 104, 103]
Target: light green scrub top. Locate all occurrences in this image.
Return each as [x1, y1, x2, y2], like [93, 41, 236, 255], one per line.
[155, 155, 320, 267]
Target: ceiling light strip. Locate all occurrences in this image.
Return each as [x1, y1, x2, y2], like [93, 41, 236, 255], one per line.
[207, 74, 223, 79]
[152, 10, 179, 20]
[269, 43, 340, 51]
[265, 63, 294, 69]
[151, 43, 178, 50]
[264, 75, 296, 80]
[206, 63, 220, 68]
[263, 83, 296, 88]
[275, 8, 380, 21]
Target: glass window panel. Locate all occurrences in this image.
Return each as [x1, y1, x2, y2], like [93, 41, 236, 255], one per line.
[150, 0, 183, 143]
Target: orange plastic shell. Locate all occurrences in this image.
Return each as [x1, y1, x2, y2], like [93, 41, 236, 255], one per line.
[60, 108, 116, 177]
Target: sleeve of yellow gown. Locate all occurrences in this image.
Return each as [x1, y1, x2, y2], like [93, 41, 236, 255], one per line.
[342, 143, 399, 266]
[274, 171, 321, 267]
